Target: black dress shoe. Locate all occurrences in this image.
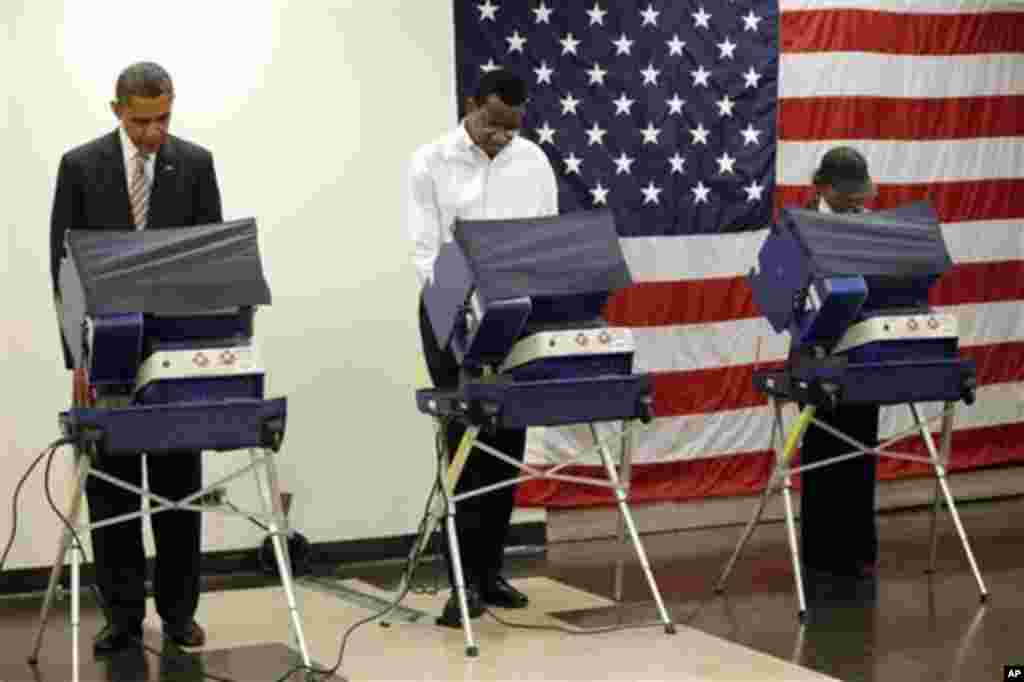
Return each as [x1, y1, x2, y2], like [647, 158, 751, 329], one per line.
[480, 576, 529, 609]
[163, 620, 206, 648]
[436, 586, 484, 628]
[93, 624, 143, 655]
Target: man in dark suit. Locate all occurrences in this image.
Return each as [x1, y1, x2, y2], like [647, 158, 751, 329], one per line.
[796, 147, 880, 580]
[50, 62, 222, 653]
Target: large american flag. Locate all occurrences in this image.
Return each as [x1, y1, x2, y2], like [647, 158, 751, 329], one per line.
[452, 1, 1024, 507]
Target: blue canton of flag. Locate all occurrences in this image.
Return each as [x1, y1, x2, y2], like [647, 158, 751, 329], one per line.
[454, 0, 779, 236]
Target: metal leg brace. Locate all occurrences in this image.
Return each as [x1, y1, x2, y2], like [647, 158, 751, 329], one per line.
[397, 418, 675, 656]
[28, 445, 312, 681]
[717, 398, 988, 618]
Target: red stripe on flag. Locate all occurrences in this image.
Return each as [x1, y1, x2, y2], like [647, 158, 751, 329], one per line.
[780, 9, 1024, 55]
[649, 341, 1024, 418]
[516, 421, 1024, 508]
[779, 96, 1024, 141]
[775, 179, 1024, 225]
[605, 278, 758, 326]
[607, 261, 1024, 327]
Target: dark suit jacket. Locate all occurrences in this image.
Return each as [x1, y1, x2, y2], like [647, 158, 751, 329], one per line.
[50, 130, 223, 368]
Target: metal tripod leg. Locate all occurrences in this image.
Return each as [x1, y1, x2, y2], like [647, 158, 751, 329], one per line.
[589, 425, 675, 634]
[716, 403, 782, 595]
[436, 426, 480, 656]
[613, 421, 631, 603]
[717, 401, 814, 620]
[249, 450, 313, 670]
[927, 402, 954, 575]
[28, 446, 89, 670]
[909, 403, 989, 601]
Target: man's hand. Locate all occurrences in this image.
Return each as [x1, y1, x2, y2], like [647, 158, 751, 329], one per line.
[72, 367, 94, 407]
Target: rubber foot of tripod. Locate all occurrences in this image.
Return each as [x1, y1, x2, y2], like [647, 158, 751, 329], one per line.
[664, 623, 677, 635]
[713, 586, 725, 595]
[923, 568, 935, 575]
[980, 593, 989, 603]
[380, 621, 392, 627]
[798, 610, 808, 624]
[26, 656, 38, 665]
[466, 645, 479, 657]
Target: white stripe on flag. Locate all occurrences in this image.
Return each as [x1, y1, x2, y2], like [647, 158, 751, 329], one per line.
[780, 54, 1024, 99]
[622, 220, 1024, 283]
[777, 139, 1024, 185]
[527, 381, 1024, 464]
[632, 301, 1024, 374]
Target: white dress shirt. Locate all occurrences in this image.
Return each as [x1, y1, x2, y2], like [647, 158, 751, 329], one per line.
[407, 124, 559, 287]
[119, 126, 155, 225]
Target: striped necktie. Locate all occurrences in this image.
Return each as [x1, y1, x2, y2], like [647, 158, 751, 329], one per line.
[130, 152, 151, 230]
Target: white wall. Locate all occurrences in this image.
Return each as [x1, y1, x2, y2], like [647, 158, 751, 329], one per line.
[2, 1, 545, 572]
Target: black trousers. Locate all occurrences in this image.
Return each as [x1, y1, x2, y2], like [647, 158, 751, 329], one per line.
[418, 297, 527, 589]
[85, 450, 202, 629]
[799, 404, 879, 575]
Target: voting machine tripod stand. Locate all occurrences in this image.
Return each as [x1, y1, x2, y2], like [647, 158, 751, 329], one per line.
[391, 416, 676, 656]
[27, 422, 313, 682]
[714, 395, 989, 620]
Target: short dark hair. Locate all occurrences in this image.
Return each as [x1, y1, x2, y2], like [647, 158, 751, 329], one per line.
[115, 62, 174, 104]
[473, 70, 528, 107]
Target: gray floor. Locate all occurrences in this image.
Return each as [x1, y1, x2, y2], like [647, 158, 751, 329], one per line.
[2, 495, 1021, 681]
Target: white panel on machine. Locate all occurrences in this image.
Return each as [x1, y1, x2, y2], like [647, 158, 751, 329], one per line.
[135, 345, 263, 393]
[500, 327, 635, 372]
[833, 313, 958, 354]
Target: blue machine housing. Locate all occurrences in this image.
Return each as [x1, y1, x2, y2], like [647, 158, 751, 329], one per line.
[748, 201, 975, 407]
[419, 210, 653, 428]
[57, 219, 286, 453]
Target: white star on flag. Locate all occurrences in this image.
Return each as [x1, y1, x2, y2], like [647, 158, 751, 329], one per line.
[744, 180, 765, 201]
[640, 4, 660, 27]
[740, 123, 762, 146]
[612, 33, 634, 55]
[690, 123, 711, 145]
[586, 122, 608, 146]
[564, 153, 583, 175]
[587, 3, 607, 26]
[743, 67, 762, 89]
[560, 93, 581, 115]
[641, 63, 661, 86]
[613, 152, 635, 175]
[586, 63, 608, 85]
[691, 65, 711, 87]
[536, 122, 556, 145]
[742, 10, 762, 31]
[590, 181, 610, 205]
[716, 95, 736, 117]
[561, 33, 580, 55]
[642, 181, 663, 205]
[716, 152, 737, 174]
[613, 93, 635, 116]
[477, 0, 499, 21]
[668, 152, 686, 174]
[692, 7, 712, 29]
[533, 2, 552, 24]
[534, 61, 554, 85]
[506, 31, 527, 53]
[717, 37, 737, 59]
[480, 59, 501, 73]
[666, 35, 686, 56]
[640, 122, 661, 145]
[666, 94, 685, 115]
[692, 181, 711, 204]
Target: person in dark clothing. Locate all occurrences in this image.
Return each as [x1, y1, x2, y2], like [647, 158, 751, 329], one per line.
[50, 62, 221, 654]
[797, 147, 880, 579]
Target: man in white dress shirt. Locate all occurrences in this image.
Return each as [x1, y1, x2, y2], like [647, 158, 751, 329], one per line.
[407, 70, 558, 627]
